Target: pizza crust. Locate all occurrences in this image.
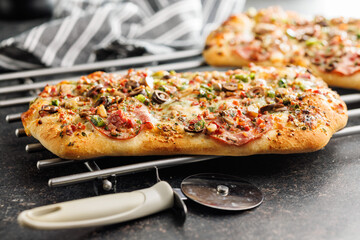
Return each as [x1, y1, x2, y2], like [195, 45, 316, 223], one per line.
[22, 94, 347, 160]
[309, 64, 360, 90]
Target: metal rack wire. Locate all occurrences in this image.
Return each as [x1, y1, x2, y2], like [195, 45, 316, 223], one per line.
[2, 49, 360, 193]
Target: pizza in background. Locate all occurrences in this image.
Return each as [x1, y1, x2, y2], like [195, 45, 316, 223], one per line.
[203, 6, 360, 90]
[21, 65, 347, 159]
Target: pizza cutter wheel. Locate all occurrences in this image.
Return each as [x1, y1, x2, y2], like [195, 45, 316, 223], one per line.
[181, 173, 263, 211]
[18, 173, 263, 230]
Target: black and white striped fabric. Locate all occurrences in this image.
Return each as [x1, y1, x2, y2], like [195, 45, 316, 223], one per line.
[0, 0, 245, 71]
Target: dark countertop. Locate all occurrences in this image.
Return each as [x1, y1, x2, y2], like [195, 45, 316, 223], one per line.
[1, 1, 360, 239]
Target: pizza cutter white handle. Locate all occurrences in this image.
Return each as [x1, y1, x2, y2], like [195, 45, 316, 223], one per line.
[18, 181, 174, 230]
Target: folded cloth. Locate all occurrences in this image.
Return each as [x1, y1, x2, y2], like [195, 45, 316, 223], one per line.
[0, 0, 245, 71]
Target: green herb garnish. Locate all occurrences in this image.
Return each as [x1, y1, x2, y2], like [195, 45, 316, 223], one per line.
[234, 74, 249, 83]
[198, 85, 216, 100]
[305, 38, 322, 46]
[249, 72, 256, 80]
[208, 107, 216, 113]
[51, 99, 59, 106]
[278, 78, 287, 88]
[267, 90, 276, 98]
[91, 115, 105, 127]
[135, 94, 146, 103]
[194, 119, 206, 131]
[299, 83, 307, 91]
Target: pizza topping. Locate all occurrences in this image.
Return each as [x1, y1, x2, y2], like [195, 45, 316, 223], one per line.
[259, 103, 287, 114]
[51, 99, 59, 106]
[254, 23, 276, 34]
[247, 86, 265, 97]
[314, 15, 328, 27]
[129, 86, 146, 96]
[94, 109, 142, 139]
[235, 41, 271, 62]
[278, 78, 287, 88]
[96, 105, 107, 118]
[79, 109, 91, 118]
[212, 82, 222, 91]
[152, 90, 170, 104]
[86, 84, 103, 97]
[207, 110, 272, 146]
[125, 79, 140, 90]
[184, 117, 206, 133]
[91, 115, 106, 127]
[95, 96, 110, 107]
[222, 82, 238, 92]
[39, 105, 59, 117]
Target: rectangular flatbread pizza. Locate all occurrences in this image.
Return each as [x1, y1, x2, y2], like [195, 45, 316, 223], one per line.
[21, 64, 347, 159]
[203, 6, 360, 90]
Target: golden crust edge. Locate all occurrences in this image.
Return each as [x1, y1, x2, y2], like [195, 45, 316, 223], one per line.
[309, 64, 360, 90]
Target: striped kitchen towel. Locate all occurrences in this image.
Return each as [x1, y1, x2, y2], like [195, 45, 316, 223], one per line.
[0, 0, 245, 71]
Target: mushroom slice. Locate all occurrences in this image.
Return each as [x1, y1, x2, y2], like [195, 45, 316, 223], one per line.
[39, 105, 59, 117]
[152, 90, 170, 104]
[259, 103, 287, 113]
[212, 82, 222, 91]
[125, 79, 140, 90]
[222, 82, 238, 92]
[86, 84, 103, 97]
[184, 122, 205, 133]
[79, 110, 91, 118]
[129, 86, 146, 96]
[95, 96, 113, 108]
[184, 125, 204, 133]
[41, 105, 59, 113]
[247, 86, 265, 98]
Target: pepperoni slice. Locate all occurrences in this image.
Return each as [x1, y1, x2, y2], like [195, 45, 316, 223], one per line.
[332, 52, 360, 75]
[207, 110, 272, 146]
[234, 41, 271, 62]
[133, 105, 155, 129]
[91, 104, 154, 140]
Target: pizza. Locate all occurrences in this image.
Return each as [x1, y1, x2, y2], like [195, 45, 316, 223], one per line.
[21, 65, 347, 160]
[203, 6, 360, 90]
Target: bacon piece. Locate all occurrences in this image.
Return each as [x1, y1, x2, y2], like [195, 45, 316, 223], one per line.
[234, 41, 271, 61]
[207, 113, 272, 146]
[133, 105, 154, 129]
[92, 104, 155, 140]
[333, 52, 360, 75]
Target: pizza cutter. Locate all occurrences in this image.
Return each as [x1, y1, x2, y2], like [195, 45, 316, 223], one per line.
[18, 171, 263, 230]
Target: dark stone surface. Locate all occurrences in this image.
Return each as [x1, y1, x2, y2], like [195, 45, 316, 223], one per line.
[1, 1, 360, 239]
